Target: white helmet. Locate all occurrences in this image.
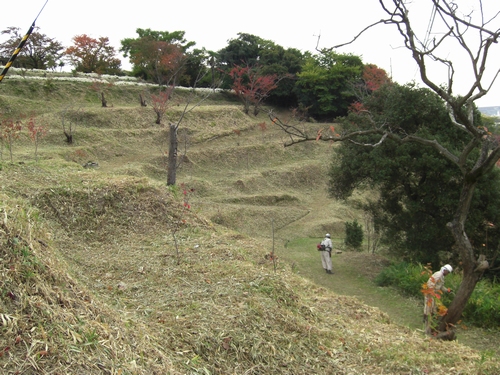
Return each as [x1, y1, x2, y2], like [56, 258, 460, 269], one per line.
[443, 264, 453, 273]
[325, 233, 331, 238]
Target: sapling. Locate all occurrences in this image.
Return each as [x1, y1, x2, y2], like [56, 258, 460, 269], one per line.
[151, 87, 174, 125]
[90, 78, 114, 107]
[229, 64, 279, 116]
[0, 118, 22, 162]
[26, 116, 48, 161]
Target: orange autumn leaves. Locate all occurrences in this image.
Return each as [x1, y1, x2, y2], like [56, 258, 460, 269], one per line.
[316, 126, 340, 141]
[421, 270, 448, 317]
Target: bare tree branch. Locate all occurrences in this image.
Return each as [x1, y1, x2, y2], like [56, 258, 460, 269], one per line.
[284, 0, 500, 336]
[329, 19, 390, 50]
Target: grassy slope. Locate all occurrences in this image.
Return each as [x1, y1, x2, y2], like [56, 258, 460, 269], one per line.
[1, 75, 499, 374]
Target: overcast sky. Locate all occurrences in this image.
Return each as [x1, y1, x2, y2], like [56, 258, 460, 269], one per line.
[2, 0, 500, 107]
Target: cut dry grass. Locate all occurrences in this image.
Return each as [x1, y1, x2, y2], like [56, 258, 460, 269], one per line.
[0, 194, 177, 374]
[3, 189, 499, 374]
[1, 76, 500, 374]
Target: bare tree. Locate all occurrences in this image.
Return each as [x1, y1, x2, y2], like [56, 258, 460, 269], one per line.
[139, 93, 147, 107]
[363, 209, 380, 254]
[166, 88, 213, 186]
[271, 0, 500, 339]
[165, 70, 223, 186]
[60, 106, 82, 144]
[90, 79, 113, 108]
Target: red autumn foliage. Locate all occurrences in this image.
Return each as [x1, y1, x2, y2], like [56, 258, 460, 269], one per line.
[26, 116, 48, 161]
[151, 86, 175, 125]
[229, 65, 278, 116]
[130, 39, 185, 85]
[348, 65, 391, 114]
[0, 118, 22, 162]
[65, 34, 121, 74]
[348, 101, 366, 113]
[362, 64, 391, 92]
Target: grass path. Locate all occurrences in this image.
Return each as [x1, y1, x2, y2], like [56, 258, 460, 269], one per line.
[281, 237, 500, 356]
[282, 238, 424, 329]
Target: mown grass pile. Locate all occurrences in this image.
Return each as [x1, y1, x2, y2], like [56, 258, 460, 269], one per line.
[3, 182, 499, 374]
[0, 193, 176, 374]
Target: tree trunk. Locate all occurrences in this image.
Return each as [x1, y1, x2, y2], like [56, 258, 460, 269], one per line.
[243, 99, 250, 115]
[101, 92, 107, 107]
[253, 105, 260, 116]
[167, 123, 178, 186]
[64, 131, 73, 144]
[439, 268, 480, 331]
[439, 175, 486, 333]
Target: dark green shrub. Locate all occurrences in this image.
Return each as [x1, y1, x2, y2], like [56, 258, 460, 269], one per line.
[345, 219, 363, 250]
[375, 262, 428, 297]
[461, 280, 500, 328]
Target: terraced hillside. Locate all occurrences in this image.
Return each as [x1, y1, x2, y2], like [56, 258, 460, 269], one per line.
[1, 74, 499, 374]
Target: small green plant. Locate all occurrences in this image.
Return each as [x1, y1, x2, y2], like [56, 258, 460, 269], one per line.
[82, 328, 99, 349]
[345, 219, 363, 250]
[28, 82, 38, 93]
[10, 241, 44, 281]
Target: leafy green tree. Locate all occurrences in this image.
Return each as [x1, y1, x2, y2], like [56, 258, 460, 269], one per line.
[120, 29, 195, 84]
[0, 26, 64, 70]
[345, 219, 363, 250]
[294, 50, 363, 119]
[120, 28, 195, 58]
[218, 33, 263, 69]
[218, 33, 304, 106]
[179, 48, 218, 88]
[329, 83, 500, 269]
[259, 46, 303, 106]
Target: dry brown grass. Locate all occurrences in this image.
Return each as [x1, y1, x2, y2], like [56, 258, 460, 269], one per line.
[1, 77, 499, 374]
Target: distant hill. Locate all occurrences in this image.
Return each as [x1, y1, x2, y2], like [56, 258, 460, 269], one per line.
[479, 106, 500, 117]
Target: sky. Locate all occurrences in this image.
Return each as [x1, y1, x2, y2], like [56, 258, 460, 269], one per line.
[1, 0, 500, 107]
